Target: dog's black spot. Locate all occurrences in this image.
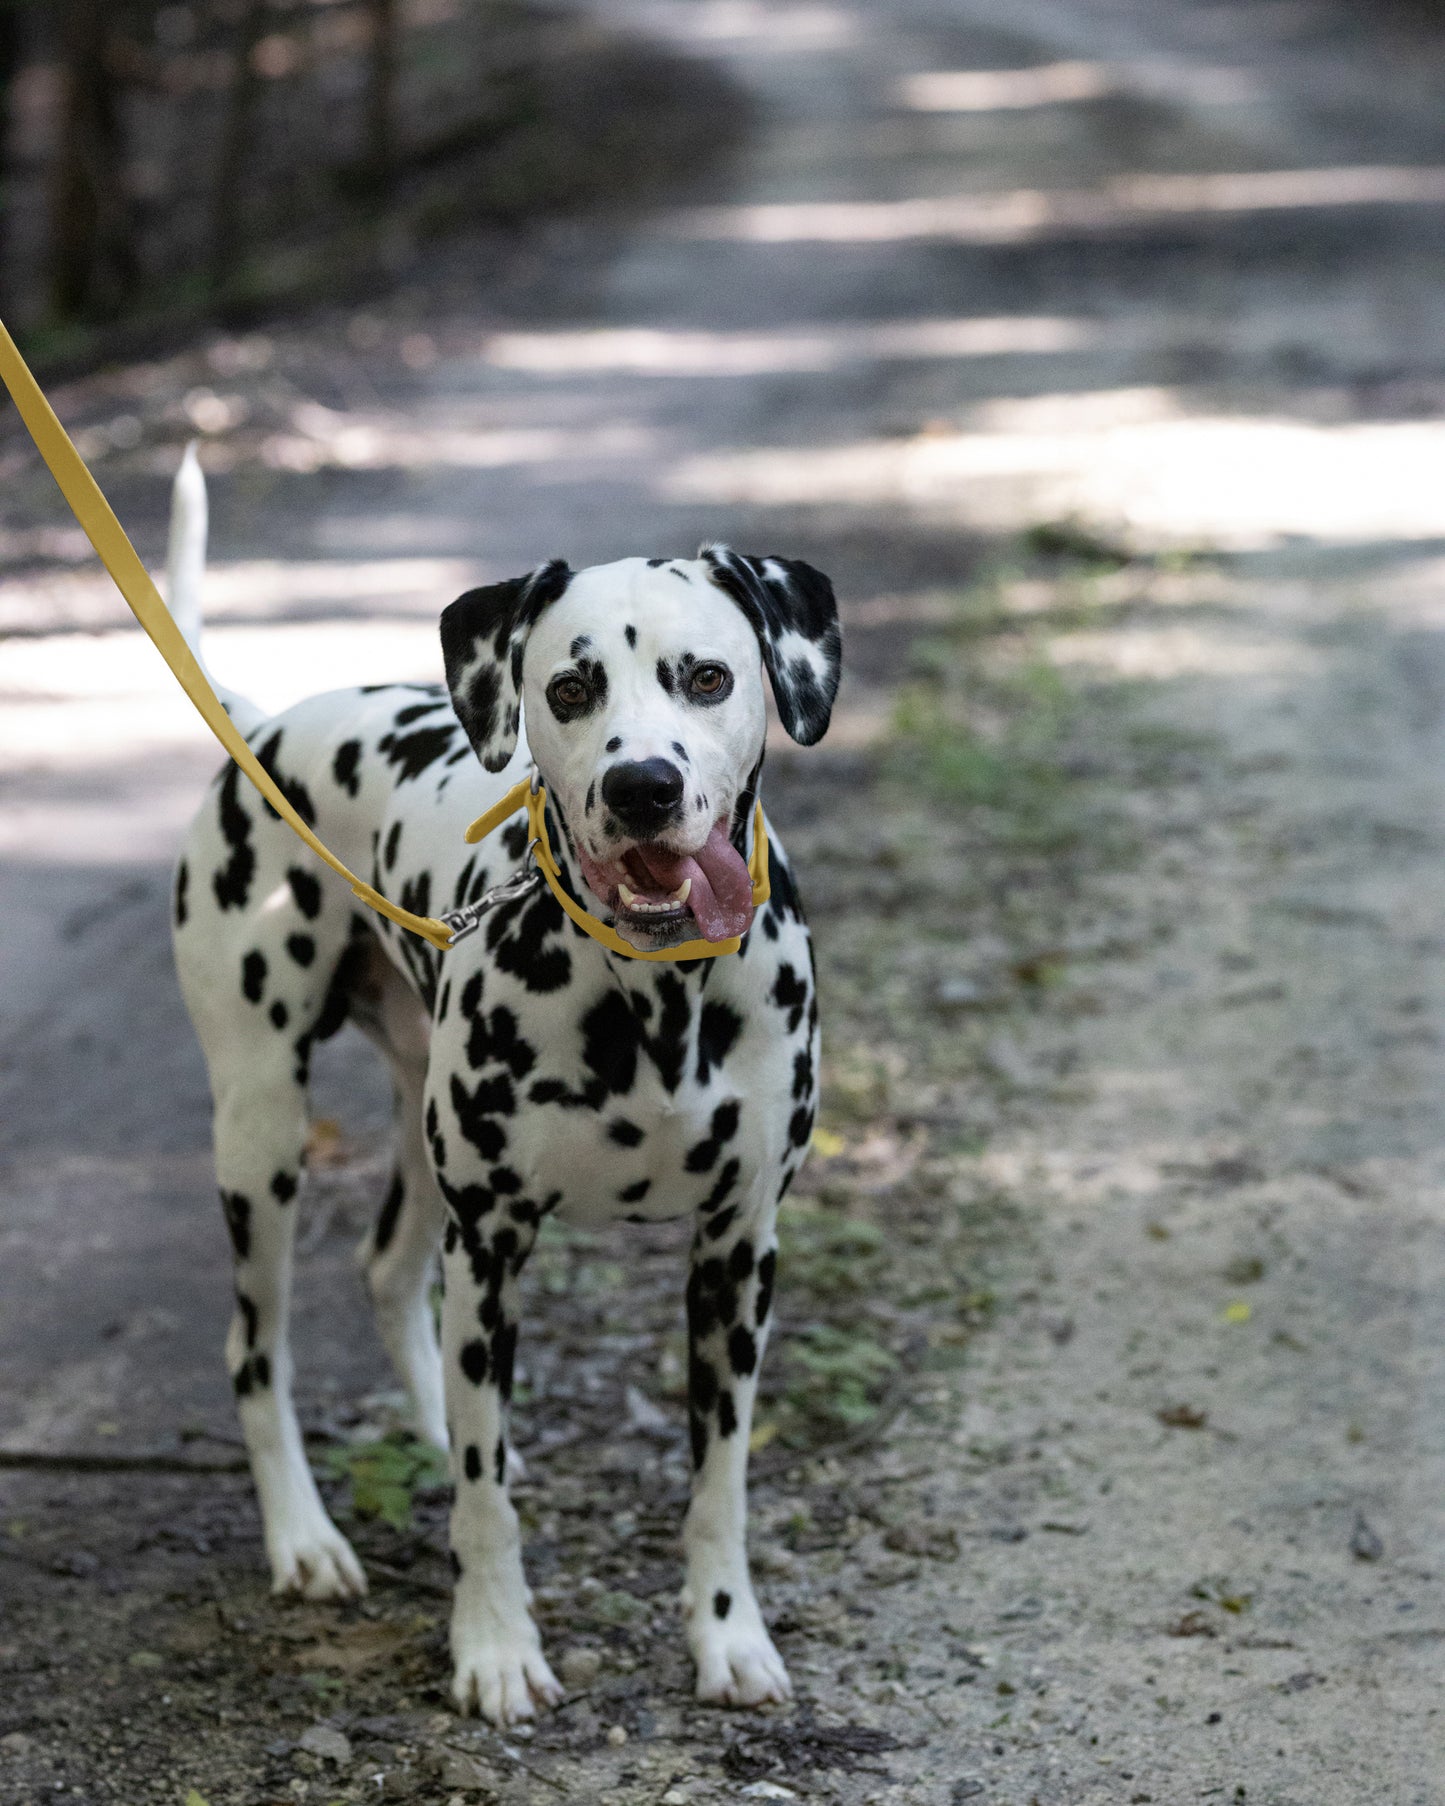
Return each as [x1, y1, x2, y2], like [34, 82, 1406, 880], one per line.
[569, 635, 592, 658]
[528, 1077, 566, 1105]
[465, 1001, 536, 1080]
[690, 1354, 718, 1415]
[705, 1206, 737, 1240]
[270, 1170, 297, 1203]
[373, 1172, 404, 1253]
[220, 1190, 252, 1260]
[241, 949, 267, 1003]
[486, 886, 571, 995]
[460, 1340, 489, 1385]
[213, 763, 256, 910]
[625, 624, 637, 647]
[792, 1046, 813, 1100]
[332, 739, 363, 797]
[728, 1325, 757, 1377]
[789, 1104, 814, 1148]
[619, 1177, 652, 1202]
[714, 1590, 732, 1620]
[501, 817, 529, 862]
[286, 932, 316, 968]
[384, 821, 403, 871]
[672, 741, 689, 762]
[609, 1118, 644, 1148]
[655, 658, 676, 697]
[174, 860, 189, 927]
[450, 1073, 510, 1163]
[717, 1390, 737, 1438]
[728, 1239, 754, 1282]
[585, 781, 595, 813]
[232, 1359, 254, 1397]
[685, 1099, 742, 1173]
[755, 1250, 776, 1325]
[463, 1442, 482, 1482]
[236, 1291, 258, 1348]
[287, 866, 323, 920]
[494, 1438, 506, 1484]
[697, 1000, 743, 1084]
[606, 736, 622, 753]
[646, 558, 667, 568]
[394, 699, 447, 727]
[378, 724, 457, 783]
[690, 1411, 708, 1468]
[700, 1157, 739, 1220]
[437, 980, 452, 1025]
[254, 729, 317, 828]
[493, 1320, 518, 1400]
[449, 1550, 463, 1579]
[270, 1000, 288, 1030]
[772, 963, 808, 1034]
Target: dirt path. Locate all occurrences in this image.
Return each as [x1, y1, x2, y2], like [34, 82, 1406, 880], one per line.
[7, 1, 1445, 1801]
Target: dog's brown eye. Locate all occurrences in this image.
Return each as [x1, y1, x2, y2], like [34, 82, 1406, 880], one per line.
[692, 664, 728, 696]
[549, 675, 588, 710]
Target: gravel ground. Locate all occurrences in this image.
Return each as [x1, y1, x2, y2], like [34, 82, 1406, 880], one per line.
[7, 1, 1445, 1802]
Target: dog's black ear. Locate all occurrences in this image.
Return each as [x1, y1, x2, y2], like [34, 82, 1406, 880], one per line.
[700, 546, 842, 745]
[440, 560, 572, 771]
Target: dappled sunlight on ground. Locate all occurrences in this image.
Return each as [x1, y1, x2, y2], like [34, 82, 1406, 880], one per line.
[662, 398, 1445, 548]
[480, 314, 1095, 375]
[667, 166, 1445, 245]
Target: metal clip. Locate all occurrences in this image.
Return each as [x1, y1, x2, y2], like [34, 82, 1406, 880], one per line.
[439, 860, 542, 944]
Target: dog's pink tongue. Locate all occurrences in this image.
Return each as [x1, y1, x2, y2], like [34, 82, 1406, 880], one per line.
[632, 825, 755, 941]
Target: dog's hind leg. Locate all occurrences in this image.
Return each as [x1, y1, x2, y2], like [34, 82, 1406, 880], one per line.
[177, 856, 369, 1601]
[681, 1184, 792, 1707]
[349, 944, 448, 1450]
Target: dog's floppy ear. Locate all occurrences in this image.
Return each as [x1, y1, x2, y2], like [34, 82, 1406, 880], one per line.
[440, 559, 572, 771]
[701, 545, 842, 745]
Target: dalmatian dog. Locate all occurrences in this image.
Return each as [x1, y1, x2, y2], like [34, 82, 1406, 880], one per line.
[166, 448, 841, 1722]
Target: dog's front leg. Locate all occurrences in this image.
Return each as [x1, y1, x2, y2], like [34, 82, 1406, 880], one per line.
[440, 1207, 562, 1724]
[682, 1192, 792, 1707]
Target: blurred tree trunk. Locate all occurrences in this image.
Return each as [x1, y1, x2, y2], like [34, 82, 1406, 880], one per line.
[210, 0, 268, 294]
[366, 0, 397, 195]
[49, 0, 137, 319]
[0, 2, 22, 321]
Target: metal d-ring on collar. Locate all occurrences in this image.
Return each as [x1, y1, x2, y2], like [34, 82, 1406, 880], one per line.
[452, 768, 771, 962]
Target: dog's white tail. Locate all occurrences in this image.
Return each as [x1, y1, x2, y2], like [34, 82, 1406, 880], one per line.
[164, 442, 268, 738]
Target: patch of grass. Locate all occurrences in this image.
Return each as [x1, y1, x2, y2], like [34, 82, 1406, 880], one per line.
[888, 620, 1084, 852]
[780, 1323, 897, 1437]
[1022, 517, 1134, 569]
[320, 1435, 449, 1532]
[779, 1200, 888, 1302]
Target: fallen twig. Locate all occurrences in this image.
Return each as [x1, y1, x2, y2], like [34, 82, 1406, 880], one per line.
[0, 1448, 248, 1475]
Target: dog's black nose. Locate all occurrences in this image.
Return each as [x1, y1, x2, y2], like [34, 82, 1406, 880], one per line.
[601, 758, 685, 833]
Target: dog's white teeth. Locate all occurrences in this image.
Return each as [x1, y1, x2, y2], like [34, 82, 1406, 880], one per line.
[619, 882, 638, 907]
[671, 879, 692, 904]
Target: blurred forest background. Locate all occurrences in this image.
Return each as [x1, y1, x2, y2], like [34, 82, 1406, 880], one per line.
[0, 0, 736, 360]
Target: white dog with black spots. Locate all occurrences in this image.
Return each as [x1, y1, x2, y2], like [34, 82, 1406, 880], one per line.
[167, 448, 841, 1722]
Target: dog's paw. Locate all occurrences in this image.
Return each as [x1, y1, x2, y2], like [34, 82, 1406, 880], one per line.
[451, 1624, 563, 1725]
[267, 1519, 367, 1602]
[691, 1614, 793, 1708]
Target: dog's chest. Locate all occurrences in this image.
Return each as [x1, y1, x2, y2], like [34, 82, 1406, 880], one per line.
[429, 906, 808, 1230]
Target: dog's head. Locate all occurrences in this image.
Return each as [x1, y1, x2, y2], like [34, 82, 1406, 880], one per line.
[440, 548, 841, 950]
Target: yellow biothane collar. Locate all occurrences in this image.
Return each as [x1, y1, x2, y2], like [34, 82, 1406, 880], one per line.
[465, 777, 769, 962]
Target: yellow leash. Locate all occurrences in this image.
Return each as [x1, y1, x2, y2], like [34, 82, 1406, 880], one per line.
[464, 778, 769, 962]
[0, 319, 766, 962]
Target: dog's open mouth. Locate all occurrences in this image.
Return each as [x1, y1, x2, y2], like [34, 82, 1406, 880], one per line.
[576, 821, 756, 944]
